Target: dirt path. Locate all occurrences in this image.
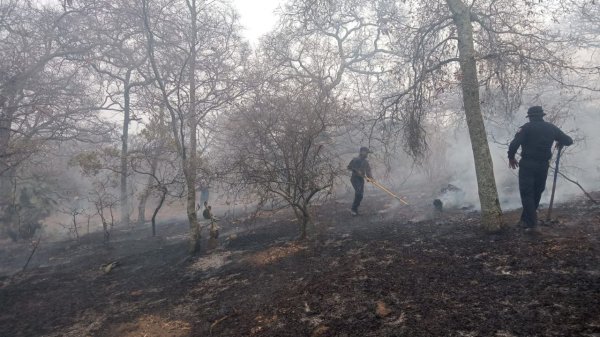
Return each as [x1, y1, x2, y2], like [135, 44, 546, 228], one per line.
[1, 195, 599, 337]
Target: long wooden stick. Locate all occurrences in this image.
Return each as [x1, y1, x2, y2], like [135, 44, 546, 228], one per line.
[546, 146, 562, 221]
[366, 178, 409, 205]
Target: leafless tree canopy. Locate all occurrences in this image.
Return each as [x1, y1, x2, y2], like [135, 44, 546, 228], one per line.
[222, 81, 345, 238]
[0, 0, 599, 245]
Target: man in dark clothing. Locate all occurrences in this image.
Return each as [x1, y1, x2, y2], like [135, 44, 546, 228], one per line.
[508, 106, 573, 229]
[347, 147, 373, 216]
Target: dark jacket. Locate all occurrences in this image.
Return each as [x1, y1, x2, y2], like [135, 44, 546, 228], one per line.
[347, 156, 372, 178]
[508, 118, 573, 162]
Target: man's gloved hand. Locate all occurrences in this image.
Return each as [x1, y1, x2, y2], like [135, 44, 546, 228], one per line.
[509, 158, 519, 169]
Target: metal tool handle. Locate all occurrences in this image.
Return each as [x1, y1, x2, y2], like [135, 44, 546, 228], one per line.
[546, 146, 563, 221]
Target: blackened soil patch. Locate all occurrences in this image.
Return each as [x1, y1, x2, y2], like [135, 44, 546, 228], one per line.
[1, 196, 599, 337]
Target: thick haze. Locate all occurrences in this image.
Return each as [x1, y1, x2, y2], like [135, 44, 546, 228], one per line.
[233, 0, 280, 46]
[2, 0, 599, 242]
[380, 99, 600, 212]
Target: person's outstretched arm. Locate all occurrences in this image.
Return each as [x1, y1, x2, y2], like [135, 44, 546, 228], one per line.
[508, 127, 525, 169]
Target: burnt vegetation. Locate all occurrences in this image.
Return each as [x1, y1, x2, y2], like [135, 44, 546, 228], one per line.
[0, 0, 599, 336]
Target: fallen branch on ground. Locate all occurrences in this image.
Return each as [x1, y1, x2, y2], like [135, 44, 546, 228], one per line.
[22, 236, 42, 272]
[210, 315, 229, 336]
[553, 169, 598, 204]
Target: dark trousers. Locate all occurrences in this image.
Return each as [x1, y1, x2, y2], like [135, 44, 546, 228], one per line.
[351, 176, 365, 211]
[518, 159, 550, 227]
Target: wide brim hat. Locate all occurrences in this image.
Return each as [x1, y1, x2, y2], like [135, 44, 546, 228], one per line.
[527, 106, 546, 117]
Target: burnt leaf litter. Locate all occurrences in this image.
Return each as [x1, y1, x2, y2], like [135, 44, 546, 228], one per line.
[0, 193, 599, 337]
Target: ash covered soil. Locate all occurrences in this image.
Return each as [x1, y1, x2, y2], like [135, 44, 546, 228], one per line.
[1, 193, 599, 337]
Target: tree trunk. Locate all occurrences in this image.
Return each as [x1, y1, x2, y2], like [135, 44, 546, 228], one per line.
[142, 0, 199, 253]
[120, 74, 131, 227]
[446, 0, 504, 231]
[139, 107, 163, 225]
[137, 176, 152, 224]
[0, 168, 15, 212]
[96, 202, 110, 243]
[72, 213, 79, 240]
[186, 0, 200, 254]
[294, 206, 310, 240]
[151, 187, 167, 237]
[0, 94, 16, 235]
[0, 93, 17, 206]
[300, 215, 309, 240]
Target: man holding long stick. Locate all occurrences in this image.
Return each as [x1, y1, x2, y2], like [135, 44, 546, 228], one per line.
[347, 147, 373, 216]
[508, 106, 573, 231]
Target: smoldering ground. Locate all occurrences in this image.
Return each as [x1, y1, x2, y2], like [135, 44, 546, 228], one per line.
[358, 95, 600, 218]
[1, 190, 599, 337]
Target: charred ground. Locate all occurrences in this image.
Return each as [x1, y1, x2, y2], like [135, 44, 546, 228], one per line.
[1, 193, 599, 337]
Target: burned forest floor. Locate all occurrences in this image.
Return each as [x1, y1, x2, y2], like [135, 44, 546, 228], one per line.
[1, 192, 600, 337]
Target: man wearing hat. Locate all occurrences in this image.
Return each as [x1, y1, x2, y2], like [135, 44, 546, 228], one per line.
[508, 106, 573, 230]
[347, 147, 373, 216]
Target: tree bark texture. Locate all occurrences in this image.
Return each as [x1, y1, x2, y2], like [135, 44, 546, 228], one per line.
[186, 0, 200, 254]
[446, 0, 504, 231]
[120, 73, 132, 227]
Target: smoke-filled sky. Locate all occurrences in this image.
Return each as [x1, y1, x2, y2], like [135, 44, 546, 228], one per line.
[233, 0, 281, 46]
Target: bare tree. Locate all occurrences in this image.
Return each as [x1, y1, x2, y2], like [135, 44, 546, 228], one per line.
[0, 1, 107, 235]
[563, 0, 600, 91]
[87, 0, 154, 227]
[130, 114, 185, 236]
[444, 0, 504, 229]
[70, 146, 121, 241]
[224, 84, 344, 239]
[57, 205, 84, 240]
[141, 0, 248, 253]
[0, 0, 100, 181]
[89, 176, 119, 243]
[272, 0, 410, 161]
